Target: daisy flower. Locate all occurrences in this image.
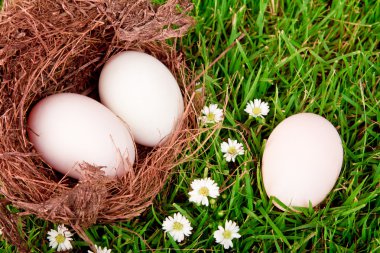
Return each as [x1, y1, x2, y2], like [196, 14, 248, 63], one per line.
[47, 224, 73, 252]
[220, 138, 244, 162]
[88, 245, 112, 253]
[213, 220, 241, 249]
[189, 178, 220, 206]
[201, 104, 224, 124]
[162, 212, 192, 242]
[244, 99, 270, 118]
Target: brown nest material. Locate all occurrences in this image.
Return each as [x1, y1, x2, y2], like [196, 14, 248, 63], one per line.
[0, 0, 196, 250]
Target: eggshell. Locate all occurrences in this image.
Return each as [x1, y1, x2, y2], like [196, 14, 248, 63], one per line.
[27, 93, 135, 180]
[262, 113, 343, 210]
[98, 51, 184, 147]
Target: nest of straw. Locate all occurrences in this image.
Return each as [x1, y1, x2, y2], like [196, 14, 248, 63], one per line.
[0, 0, 195, 250]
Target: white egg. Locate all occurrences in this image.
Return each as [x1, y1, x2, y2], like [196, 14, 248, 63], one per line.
[98, 51, 184, 147]
[262, 113, 343, 210]
[27, 93, 135, 180]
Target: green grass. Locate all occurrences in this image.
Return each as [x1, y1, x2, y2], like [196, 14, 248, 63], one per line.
[1, 0, 380, 252]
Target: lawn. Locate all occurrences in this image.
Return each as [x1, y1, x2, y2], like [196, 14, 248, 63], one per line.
[0, 0, 379, 252]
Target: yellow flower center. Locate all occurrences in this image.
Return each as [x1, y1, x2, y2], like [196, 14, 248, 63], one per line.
[173, 222, 184, 231]
[198, 187, 209, 196]
[227, 146, 237, 155]
[207, 113, 215, 121]
[252, 107, 262, 115]
[223, 230, 232, 239]
[55, 234, 66, 244]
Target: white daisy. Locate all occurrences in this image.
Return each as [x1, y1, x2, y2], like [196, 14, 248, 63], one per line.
[47, 224, 73, 252]
[162, 212, 192, 242]
[244, 99, 270, 118]
[213, 220, 241, 249]
[189, 178, 220, 206]
[220, 138, 244, 162]
[201, 104, 224, 124]
[88, 245, 112, 253]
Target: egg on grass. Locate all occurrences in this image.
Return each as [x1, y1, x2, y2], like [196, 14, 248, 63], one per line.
[262, 113, 343, 210]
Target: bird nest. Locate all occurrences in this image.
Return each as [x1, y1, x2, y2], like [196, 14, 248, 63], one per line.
[0, 0, 195, 250]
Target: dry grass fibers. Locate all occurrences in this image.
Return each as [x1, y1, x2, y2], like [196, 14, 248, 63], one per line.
[0, 0, 196, 250]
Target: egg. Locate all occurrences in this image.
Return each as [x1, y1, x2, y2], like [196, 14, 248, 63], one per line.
[262, 113, 343, 210]
[98, 51, 184, 147]
[27, 93, 135, 180]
